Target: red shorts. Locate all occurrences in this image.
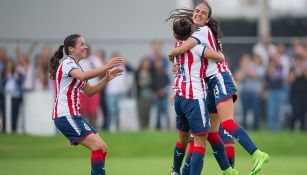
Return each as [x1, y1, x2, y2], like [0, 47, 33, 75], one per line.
[80, 92, 100, 117]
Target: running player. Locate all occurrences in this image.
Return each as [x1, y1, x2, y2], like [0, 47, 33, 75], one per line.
[49, 34, 124, 175]
[168, 2, 270, 175]
[168, 18, 238, 175]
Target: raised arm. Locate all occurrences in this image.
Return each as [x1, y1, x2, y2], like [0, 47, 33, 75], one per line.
[169, 38, 224, 63]
[168, 38, 198, 62]
[70, 57, 123, 81]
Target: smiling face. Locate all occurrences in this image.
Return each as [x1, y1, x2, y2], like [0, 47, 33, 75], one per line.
[192, 3, 210, 27]
[68, 36, 88, 60]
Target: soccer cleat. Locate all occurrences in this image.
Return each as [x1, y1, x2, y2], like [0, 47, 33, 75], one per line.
[170, 169, 180, 175]
[250, 150, 270, 175]
[223, 167, 239, 175]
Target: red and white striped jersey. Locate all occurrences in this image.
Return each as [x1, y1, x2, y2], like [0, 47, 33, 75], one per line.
[191, 26, 229, 78]
[52, 56, 86, 119]
[172, 41, 207, 99]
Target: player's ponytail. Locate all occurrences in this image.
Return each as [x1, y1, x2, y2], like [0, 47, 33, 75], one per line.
[49, 45, 64, 80]
[165, 8, 194, 24]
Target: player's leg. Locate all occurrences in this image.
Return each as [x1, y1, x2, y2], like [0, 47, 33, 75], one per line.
[80, 133, 108, 175]
[171, 131, 190, 175]
[218, 99, 269, 175]
[54, 115, 106, 175]
[190, 134, 207, 175]
[171, 94, 190, 175]
[187, 98, 210, 175]
[219, 126, 236, 168]
[208, 114, 235, 173]
[206, 90, 237, 173]
[181, 136, 194, 175]
[212, 72, 269, 175]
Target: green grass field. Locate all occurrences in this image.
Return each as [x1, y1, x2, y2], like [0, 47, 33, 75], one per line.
[1, 131, 307, 175]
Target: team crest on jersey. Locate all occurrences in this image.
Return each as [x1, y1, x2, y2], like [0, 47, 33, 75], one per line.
[67, 61, 74, 65]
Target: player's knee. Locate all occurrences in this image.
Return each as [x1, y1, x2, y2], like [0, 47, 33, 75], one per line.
[178, 136, 189, 145]
[193, 135, 207, 148]
[96, 142, 107, 152]
[102, 143, 108, 152]
[91, 140, 107, 152]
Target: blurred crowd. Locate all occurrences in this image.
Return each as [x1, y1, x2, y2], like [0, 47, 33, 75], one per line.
[233, 35, 307, 131]
[0, 36, 307, 134]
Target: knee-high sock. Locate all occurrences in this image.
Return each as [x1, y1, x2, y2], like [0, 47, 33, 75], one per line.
[207, 132, 230, 170]
[190, 146, 206, 175]
[172, 141, 187, 173]
[221, 119, 257, 155]
[91, 150, 107, 175]
[225, 142, 235, 168]
[182, 139, 194, 175]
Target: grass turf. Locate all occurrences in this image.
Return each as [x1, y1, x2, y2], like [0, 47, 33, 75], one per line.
[0, 131, 307, 175]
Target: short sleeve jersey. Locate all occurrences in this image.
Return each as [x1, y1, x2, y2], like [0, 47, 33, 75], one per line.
[191, 26, 229, 77]
[172, 41, 207, 99]
[52, 56, 86, 119]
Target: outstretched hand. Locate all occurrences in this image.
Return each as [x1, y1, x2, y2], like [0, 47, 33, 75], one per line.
[107, 57, 124, 70]
[106, 68, 124, 81]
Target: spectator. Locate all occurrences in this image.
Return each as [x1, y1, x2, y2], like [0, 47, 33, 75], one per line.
[237, 54, 265, 130]
[0, 47, 7, 133]
[253, 33, 277, 66]
[288, 55, 307, 131]
[95, 49, 109, 130]
[4, 58, 24, 133]
[152, 58, 170, 130]
[265, 54, 284, 131]
[147, 40, 170, 76]
[105, 51, 127, 131]
[287, 38, 302, 59]
[13, 41, 37, 91]
[135, 58, 153, 130]
[34, 47, 53, 91]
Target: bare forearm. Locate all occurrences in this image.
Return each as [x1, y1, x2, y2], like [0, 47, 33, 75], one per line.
[84, 77, 109, 96]
[169, 38, 198, 58]
[77, 65, 109, 81]
[204, 48, 225, 62]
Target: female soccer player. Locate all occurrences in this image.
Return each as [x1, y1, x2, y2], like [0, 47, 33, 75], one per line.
[168, 2, 270, 175]
[168, 6, 237, 170]
[49, 34, 124, 175]
[168, 17, 238, 175]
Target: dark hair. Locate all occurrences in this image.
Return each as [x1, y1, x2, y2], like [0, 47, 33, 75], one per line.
[166, 3, 223, 51]
[49, 34, 81, 80]
[203, 3, 223, 43]
[173, 18, 193, 41]
[166, 8, 194, 41]
[165, 8, 194, 23]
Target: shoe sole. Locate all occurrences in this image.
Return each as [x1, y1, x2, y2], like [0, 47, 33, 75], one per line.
[250, 154, 270, 175]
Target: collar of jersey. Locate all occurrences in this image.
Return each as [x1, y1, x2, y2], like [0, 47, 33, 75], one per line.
[67, 55, 84, 71]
